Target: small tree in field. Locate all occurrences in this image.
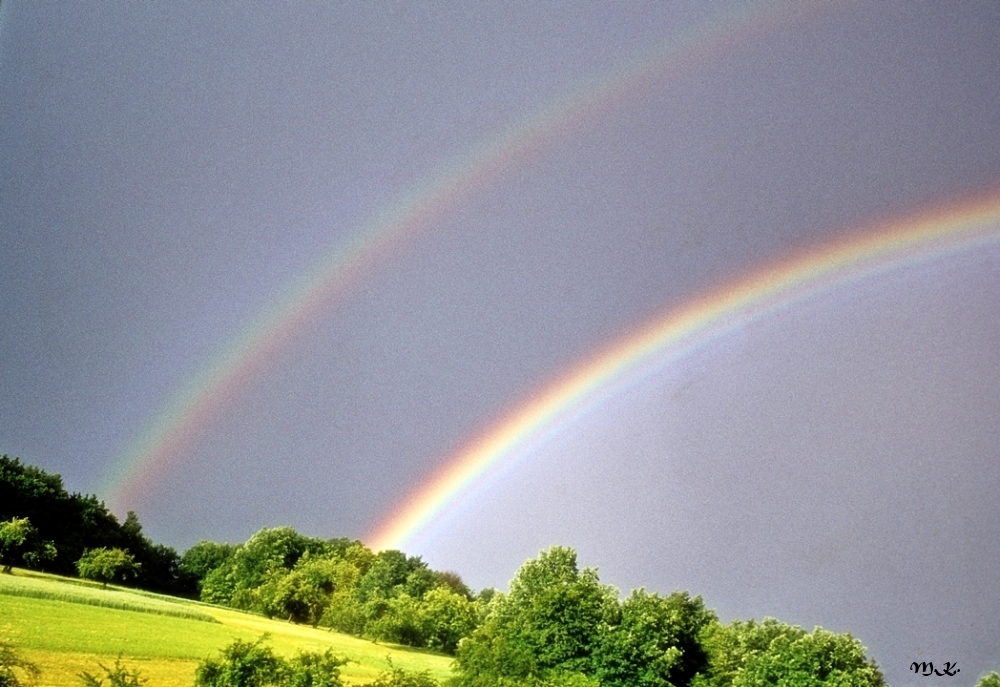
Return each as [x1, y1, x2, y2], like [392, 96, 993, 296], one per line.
[0, 518, 54, 574]
[0, 519, 33, 574]
[76, 548, 140, 588]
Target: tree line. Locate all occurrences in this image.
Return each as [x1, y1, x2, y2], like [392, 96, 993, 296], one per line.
[0, 455, 194, 594]
[7, 453, 1000, 686]
[184, 527, 480, 654]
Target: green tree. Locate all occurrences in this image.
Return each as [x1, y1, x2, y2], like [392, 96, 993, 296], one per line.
[285, 649, 348, 687]
[0, 518, 55, 574]
[180, 540, 235, 587]
[1, 456, 118, 578]
[321, 589, 368, 636]
[199, 526, 332, 611]
[0, 638, 40, 687]
[976, 672, 1000, 687]
[452, 546, 618, 685]
[260, 567, 328, 625]
[76, 548, 140, 588]
[0, 518, 34, 574]
[367, 593, 428, 647]
[594, 589, 716, 687]
[356, 550, 430, 604]
[419, 586, 478, 654]
[693, 618, 885, 687]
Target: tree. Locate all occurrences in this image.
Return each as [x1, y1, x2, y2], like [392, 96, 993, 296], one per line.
[0, 518, 54, 574]
[692, 618, 885, 687]
[452, 546, 618, 685]
[180, 540, 235, 588]
[419, 586, 478, 654]
[593, 589, 716, 687]
[1, 456, 117, 578]
[76, 548, 140, 588]
[977, 672, 1000, 687]
[0, 518, 34, 574]
[259, 566, 328, 625]
[198, 526, 331, 611]
[356, 550, 430, 605]
[0, 456, 191, 591]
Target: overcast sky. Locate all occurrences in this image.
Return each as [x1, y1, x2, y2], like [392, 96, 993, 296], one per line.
[2, 3, 1000, 685]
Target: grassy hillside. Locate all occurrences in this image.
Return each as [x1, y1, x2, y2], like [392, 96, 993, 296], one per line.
[0, 568, 453, 686]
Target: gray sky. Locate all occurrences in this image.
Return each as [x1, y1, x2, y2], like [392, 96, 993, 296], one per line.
[2, 2, 999, 685]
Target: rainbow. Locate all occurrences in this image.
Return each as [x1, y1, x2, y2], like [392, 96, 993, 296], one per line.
[104, 1, 818, 512]
[366, 190, 1000, 551]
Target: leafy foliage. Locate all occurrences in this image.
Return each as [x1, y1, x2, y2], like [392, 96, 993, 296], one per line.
[76, 548, 140, 588]
[692, 618, 886, 687]
[194, 528, 477, 654]
[977, 672, 1000, 687]
[451, 546, 619, 685]
[1, 454, 898, 685]
[195, 636, 346, 687]
[0, 455, 193, 595]
[199, 526, 332, 609]
[360, 662, 441, 687]
[0, 518, 50, 574]
[0, 638, 40, 687]
[180, 541, 236, 589]
[78, 656, 146, 687]
[593, 589, 715, 687]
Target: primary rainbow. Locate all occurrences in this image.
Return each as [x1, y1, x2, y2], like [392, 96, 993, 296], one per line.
[367, 190, 1000, 551]
[104, 1, 816, 512]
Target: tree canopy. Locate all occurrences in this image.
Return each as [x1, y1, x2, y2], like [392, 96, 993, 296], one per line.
[76, 547, 141, 588]
[452, 546, 719, 687]
[692, 618, 885, 687]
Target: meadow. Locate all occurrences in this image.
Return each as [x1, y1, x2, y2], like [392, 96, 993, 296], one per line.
[0, 568, 454, 687]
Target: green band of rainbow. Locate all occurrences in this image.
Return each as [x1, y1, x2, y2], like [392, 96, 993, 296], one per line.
[366, 191, 1000, 551]
[103, 1, 810, 513]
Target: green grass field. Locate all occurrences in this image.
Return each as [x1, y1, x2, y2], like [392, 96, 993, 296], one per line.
[0, 569, 454, 686]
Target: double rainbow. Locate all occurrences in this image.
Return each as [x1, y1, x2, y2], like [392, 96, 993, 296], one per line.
[104, 0, 811, 512]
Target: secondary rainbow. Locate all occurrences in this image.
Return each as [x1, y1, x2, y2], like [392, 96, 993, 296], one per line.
[367, 190, 1000, 552]
[104, 1, 814, 512]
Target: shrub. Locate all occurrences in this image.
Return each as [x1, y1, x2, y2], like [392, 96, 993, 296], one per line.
[78, 656, 146, 687]
[0, 638, 40, 687]
[195, 636, 346, 687]
[360, 663, 439, 687]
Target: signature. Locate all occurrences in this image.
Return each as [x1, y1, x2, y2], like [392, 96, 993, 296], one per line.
[911, 662, 960, 677]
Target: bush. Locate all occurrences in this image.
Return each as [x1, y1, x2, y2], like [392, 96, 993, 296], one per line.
[977, 672, 1000, 687]
[195, 636, 347, 687]
[78, 656, 146, 687]
[360, 663, 440, 687]
[0, 639, 40, 687]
